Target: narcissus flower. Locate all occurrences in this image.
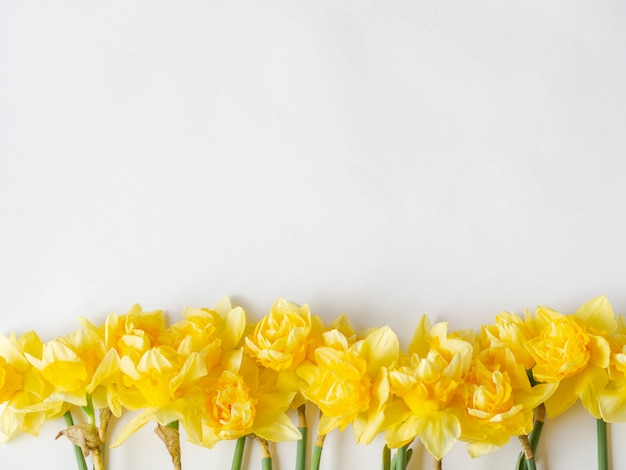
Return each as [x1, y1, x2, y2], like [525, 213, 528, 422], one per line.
[0, 331, 65, 441]
[80, 304, 166, 364]
[25, 326, 120, 412]
[159, 297, 247, 371]
[244, 298, 322, 372]
[461, 343, 556, 457]
[384, 316, 472, 460]
[298, 325, 399, 444]
[196, 349, 300, 448]
[111, 345, 207, 446]
[482, 311, 537, 370]
[526, 295, 615, 418]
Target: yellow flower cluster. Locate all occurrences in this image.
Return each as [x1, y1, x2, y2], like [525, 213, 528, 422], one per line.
[0, 295, 625, 465]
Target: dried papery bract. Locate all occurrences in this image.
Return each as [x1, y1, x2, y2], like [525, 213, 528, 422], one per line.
[56, 423, 104, 470]
[155, 423, 182, 470]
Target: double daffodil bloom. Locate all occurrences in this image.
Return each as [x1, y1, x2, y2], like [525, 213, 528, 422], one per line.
[196, 349, 301, 448]
[25, 326, 120, 412]
[526, 295, 615, 418]
[111, 345, 207, 447]
[245, 298, 324, 404]
[80, 304, 166, 364]
[245, 298, 323, 372]
[384, 316, 473, 461]
[461, 343, 557, 457]
[159, 297, 247, 371]
[482, 311, 537, 370]
[298, 325, 399, 444]
[0, 331, 65, 441]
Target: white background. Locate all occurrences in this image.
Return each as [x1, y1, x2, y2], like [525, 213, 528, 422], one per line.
[2, 1, 626, 469]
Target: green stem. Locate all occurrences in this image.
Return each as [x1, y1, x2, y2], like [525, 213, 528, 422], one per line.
[310, 434, 326, 470]
[231, 436, 247, 470]
[63, 411, 89, 470]
[82, 394, 95, 426]
[598, 418, 609, 470]
[296, 404, 307, 470]
[396, 445, 407, 470]
[262, 458, 273, 470]
[382, 445, 391, 470]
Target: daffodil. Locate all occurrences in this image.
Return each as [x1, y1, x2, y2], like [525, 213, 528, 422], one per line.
[195, 349, 301, 449]
[295, 312, 359, 470]
[244, 297, 324, 407]
[0, 331, 65, 441]
[159, 296, 247, 371]
[461, 342, 556, 457]
[482, 310, 537, 370]
[24, 326, 121, 412]
[525, 295, 615, 418]
[80, 304, 166, 364]
[111, 344, 207, 447]
[245, 298, 323, 372]
[384, 316, 472, 461]
[298, 325, 399, 444]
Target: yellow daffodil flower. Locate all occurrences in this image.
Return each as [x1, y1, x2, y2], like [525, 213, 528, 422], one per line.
[482, 311, 537, 370]
[298, 325, 399, 444]
[0, 331, 65, 441]
[244, 298, 323, 372]
[384, 316, 473, 461]
[25, 327, 118, 409]
[111, 345, 207, 447]
[160, 297, 247, 371]
[526, 295, 615, 418]
[244, 298, 325, 405]
[196, 349, 301, 448]
[461, 342, 557, 457]
[80, 304, 166, 364]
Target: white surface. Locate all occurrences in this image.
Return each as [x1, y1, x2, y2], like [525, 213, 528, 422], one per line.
[2, 1, 626, 468]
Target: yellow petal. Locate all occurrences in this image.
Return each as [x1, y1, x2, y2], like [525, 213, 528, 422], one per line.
[361, 326, 399, 377]
[110, 408, 155, 447]
[88, 349, 120, 392]
[575, 365, 609, 418]
[213, 296, 233, 316]
[598, 383, 626, 422]
[170, 352, 207, 394]
[253, 412, 301, 442]
[318, 414, 343, 435]
[0, 335, 28, 368]
[419, 411, 461, 460]
[467, 439, 506, 458]
[588, 334, 611, 369]
[515, 382, 558, 411]
[408, 315, 432, 357]
[543, 376, 578, 417]
[574, 295, 617, 333]
[354, 406, 385, 444]
[385, 414, 422, 448]
[222, 306, 247, 350]
[314, 347, 342, 368]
